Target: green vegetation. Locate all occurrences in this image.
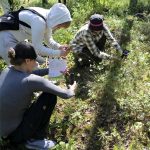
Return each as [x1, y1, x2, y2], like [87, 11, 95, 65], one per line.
[0, 0, 150, 149]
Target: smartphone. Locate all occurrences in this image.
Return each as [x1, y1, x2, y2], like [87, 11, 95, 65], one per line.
[65, 73, 74, 88]
[69, 73, 74, 85]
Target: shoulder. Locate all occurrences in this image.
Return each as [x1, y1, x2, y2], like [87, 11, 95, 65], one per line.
[0, 67, 10, 77]
[19, 8, 46, 28]
[29, 7, 47, 24]
[76, 24, 89, 37]
[31, 16, 46, 30]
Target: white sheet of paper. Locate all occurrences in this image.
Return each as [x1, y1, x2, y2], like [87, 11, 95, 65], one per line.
[48, 58, 67, 77]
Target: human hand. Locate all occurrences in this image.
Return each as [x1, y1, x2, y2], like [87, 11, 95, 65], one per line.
[68, 81, 77, 92]
[60, 49, 70, 57]
[59, 45, 70, 51]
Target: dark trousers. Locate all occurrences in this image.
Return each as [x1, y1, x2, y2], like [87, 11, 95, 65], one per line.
[7, 92, 57, 145]
[74, 34, 106, 67]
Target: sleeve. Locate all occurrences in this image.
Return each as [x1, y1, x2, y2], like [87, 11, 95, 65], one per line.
[27, 75, 75, 99]
[103, 23, 117, 43]
[84, 33, 111, 59]
[103, 23, 123, 54]
[32, 68, 49, 76]
[31, 17, 61, 57]
[44, 28, 61, 50]
[70, 32, 83, 53]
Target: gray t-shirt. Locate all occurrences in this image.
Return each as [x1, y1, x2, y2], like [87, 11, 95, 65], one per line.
[0, 67, 75, 137]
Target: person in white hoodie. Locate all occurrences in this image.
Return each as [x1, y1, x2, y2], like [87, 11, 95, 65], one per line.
[0, 3, 72, 64]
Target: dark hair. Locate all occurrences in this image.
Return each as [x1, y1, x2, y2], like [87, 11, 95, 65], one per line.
[8, 41, 37, 65]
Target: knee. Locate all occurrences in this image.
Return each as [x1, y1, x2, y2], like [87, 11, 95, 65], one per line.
[49, 94, 57, 105]
[41, 92, 57, 106]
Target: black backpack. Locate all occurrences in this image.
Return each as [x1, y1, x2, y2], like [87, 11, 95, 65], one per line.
[0, 6, 46, 31]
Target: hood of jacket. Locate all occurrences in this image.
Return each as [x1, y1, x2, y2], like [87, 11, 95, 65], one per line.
[47, 3, 72, 28]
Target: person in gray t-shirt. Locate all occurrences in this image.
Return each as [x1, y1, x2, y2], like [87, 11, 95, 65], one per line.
[0, 41, 76, 149]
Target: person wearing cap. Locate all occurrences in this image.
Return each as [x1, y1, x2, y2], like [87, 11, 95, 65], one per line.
[0, 3, 72, 65]
[0, 41, 77, 149]
[70, 14, 122, 67]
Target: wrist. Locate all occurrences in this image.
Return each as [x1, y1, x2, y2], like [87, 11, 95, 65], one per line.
[57, 44, 62, 49]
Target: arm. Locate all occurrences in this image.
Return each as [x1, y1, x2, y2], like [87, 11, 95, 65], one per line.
[44, 28, 61, 50]
[103, 23, 117, 42]
[27, 75, 75, 99]
[103, 23, 123, 54]
[32, 68, 49, 76]
[69, 32, 83, 53]
[31, 17, 61, 57]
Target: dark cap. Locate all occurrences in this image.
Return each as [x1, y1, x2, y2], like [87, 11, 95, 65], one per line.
[14, 41, 37, 60]
[89, 14, 104, 31]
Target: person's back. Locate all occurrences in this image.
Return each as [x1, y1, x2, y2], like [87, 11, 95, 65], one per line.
[0, 3, 72, 65]
[0, 67, 31, 136]
[9, 7, 48, 42]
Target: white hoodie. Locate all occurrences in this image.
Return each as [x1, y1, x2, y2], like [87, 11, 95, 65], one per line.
[0, 3, 72, 63]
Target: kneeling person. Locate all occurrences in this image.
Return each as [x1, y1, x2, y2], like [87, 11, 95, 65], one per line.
[0, 41, 76, 149]
[70, 14, 122, 67]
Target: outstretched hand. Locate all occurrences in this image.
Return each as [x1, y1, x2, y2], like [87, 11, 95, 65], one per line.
[59, 45, 71, 57]
[59, 45, 70, 51]
[60, 49, 70, 57]
[68, 81, 77, 91]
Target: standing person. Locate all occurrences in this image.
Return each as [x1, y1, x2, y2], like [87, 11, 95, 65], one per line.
[70, 14, 123, 67]
[0, 3, 72, 65]
[0, 41, 76, 149]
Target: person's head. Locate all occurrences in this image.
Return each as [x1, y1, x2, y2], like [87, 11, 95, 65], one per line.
[47, 3, 72, 30]
[8, 41, 37, 73]
[88, 14, 104, 33]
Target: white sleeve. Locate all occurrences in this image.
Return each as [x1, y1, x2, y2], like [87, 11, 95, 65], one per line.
[44, 28, 61, 50]
[31, 17, 61, 57]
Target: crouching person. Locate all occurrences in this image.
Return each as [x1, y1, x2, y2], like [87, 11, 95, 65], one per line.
[0, 41, 76, 149]
[70, 14, 122, 67]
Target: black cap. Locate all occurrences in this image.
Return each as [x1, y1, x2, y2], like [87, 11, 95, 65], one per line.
[14, 41, 37, 60]
[89, 14, 104, 31]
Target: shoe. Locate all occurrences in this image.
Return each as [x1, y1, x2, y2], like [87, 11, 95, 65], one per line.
[25, 138, 56, 150]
